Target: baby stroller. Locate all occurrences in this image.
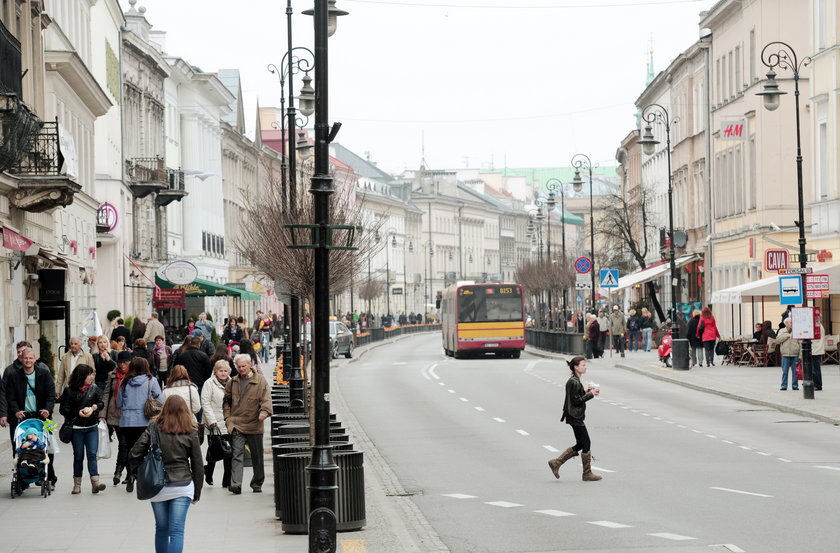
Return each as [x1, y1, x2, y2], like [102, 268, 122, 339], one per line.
[11, 418, 52, 498]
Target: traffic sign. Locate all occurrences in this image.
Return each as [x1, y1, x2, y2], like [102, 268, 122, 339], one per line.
[575, 282, 592, 290]
[778, 267, 812, 275]
[574, 257, 592, 274]
[805, 274, 830, 299]
[600, 268, 619, 288]
[778, 275, 803, 305]
[764, 249, 789, 273]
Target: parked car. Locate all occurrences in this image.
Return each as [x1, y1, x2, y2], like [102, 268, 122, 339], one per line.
[302, 319, 354, 359]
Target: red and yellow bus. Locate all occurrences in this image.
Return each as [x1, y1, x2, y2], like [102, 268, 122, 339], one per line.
[440, 283, 525, 359]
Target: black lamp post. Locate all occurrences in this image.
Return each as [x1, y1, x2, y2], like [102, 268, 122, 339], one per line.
[757, 41, 814, 400]
[527, 208, 545, 325]
[637, 103, 678, 336]
[302, 0, 348, 549]
[571, 154, 596, 311]
[535, 196, 553, 328]
[424, 239, 433, 313]
[545, 178, 567, 328]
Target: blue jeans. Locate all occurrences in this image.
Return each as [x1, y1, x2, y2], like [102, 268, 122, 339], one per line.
[781, 356, 799, 389]
[641, 328, 653, 351]
[260, 334, 271, 363]
[151, 496, 192, 553]
[628, 330, 640, 351]
[71, 425, 99, 478]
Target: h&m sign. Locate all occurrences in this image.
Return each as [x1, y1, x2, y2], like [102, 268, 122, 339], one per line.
[720, 119, 747, 141]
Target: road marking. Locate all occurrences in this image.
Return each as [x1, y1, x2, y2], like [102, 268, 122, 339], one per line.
[438, 382, 446, 386]
[493, 417, 506, 423]
[722, 440, 734, 444]
[665, 420, 675, 424]
[706, 434, 717, 439]
[393, 362, 408, 365]
[543, 445, 559, 453]
[778, 458, 792, 463]
[535, 509, 575, 517]
[641, 413, 651, 417]
[339, 539, 367, 553]
[756, 451, 771, 456]
[711, 486, 773, 498]
[739, 446, 752, 451]
[653, 417, 662, 420]
[516, 429, 529, 436]
[485, 501, 523, 508]
[815, 465, 840, 471]
[443, 493, 477, 499]
[459, 397, 469, 402]
[592, 465, 615, 473]
[710, 544, 746, 552]
[677, 425, 687, 429]
[588, 520, 632, 528]
[427, 363, 440, 380]
[448, 389, 456, 394]
[648, 532, 696, 541]
[525, 360, 541, 372]
[691, 429, 703, 434]
[621, 406, 631, 409]
[474, 406, 485, 412]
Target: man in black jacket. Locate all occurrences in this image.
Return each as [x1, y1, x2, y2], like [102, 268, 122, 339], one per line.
[179, 335, 212, 391]
[110, 318, 131, 344]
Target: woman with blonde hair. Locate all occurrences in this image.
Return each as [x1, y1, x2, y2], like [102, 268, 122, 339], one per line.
[162, 365, 201, 421]
[128, 395, 203, 553]
[93, 335, 116, 392]
[200, 360, 233, 486]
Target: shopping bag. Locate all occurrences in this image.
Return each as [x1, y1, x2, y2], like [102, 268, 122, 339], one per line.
[206, 427, 232, 463]
[795, 360, 803, 381]
[97, 421, 111, 460]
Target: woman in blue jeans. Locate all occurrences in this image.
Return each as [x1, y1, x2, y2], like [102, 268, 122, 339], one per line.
[59, 364, 106, 494]
[128, 395, 203, 553]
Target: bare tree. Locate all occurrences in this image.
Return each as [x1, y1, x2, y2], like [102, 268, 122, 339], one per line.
[514, 258, 575, 327]
[594, 187, 666, 321]
[357, 279, 385, 314]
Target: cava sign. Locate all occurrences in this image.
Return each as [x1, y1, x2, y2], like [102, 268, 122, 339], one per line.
[764, 249, 789, 273]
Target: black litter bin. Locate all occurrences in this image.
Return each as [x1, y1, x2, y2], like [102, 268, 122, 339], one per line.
[672, 338, 689, 370]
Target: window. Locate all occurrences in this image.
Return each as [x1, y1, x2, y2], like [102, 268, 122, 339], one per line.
[750, 29, 756, 82]
[749, 136, 757, 209]
[818, 100, 829, 199]
[734, 45, 742, 92]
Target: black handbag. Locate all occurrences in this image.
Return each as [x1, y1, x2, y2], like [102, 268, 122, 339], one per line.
[205, 427, 232, 463]
[136, 424, 166, 500]
[58, 422, 74, 444]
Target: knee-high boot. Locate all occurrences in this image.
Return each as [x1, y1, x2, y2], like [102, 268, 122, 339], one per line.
[581, 451, 602, 481]
[547, 447, 579, 479]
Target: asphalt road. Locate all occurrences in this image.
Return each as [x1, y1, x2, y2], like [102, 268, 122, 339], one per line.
[336, 333, 840, 553]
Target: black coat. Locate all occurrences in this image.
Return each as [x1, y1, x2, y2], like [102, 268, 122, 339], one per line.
[561, 374, 593, 422]
[222, 325, 244, 344]
[92, 352, 116, 387]
[685, 316, 703, 347]
[178, 348, 213, 390]
[110, 325, 131, 344]
[5, 365, 56, 417]
[59, 385, 104, 427]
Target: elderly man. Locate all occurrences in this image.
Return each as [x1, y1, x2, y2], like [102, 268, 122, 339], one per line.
[223, 353, 272, 495]
[55, 337, 94, 396]
[143, 311, 166, 344]
[609, 305, 626, 358]
[195, 312, 214, 339]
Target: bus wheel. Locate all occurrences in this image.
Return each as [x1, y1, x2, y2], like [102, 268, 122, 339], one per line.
[512, 350, 521, 359]
[453, 350, 462, 359]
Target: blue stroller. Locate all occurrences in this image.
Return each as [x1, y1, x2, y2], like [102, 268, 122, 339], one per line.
[11, 418, 52, 498]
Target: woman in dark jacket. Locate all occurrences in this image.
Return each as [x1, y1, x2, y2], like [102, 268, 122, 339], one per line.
[59, 364, 106, 494]
[221, 317, 244, 346]
[760, 320, 776, 345]
[133, 339, 153, 364]
[93, 335, 117, 391]
[209, 344, 234, 371]
[547, 356, 601, 481]
[128, 395, 203, 553]
[685, 310, 704, 367]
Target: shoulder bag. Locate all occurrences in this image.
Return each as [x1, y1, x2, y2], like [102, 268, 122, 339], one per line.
[143, 378, 162, 419]
[205, 426, 232, 463]
[136, 423, 166, 500]
[58, 385, 97, 444]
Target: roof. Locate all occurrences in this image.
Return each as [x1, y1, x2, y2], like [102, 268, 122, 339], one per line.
[481, 166, 619, 197]
[332, 143, 393, 182]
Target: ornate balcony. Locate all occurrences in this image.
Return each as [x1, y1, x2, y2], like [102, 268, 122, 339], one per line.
[155, 168, 188, 206]
[125, 156, 166, 198]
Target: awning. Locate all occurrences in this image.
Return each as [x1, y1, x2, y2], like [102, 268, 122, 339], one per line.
[614, 255, 699, 292]
[711, 264, 840, 304]
[155, 275, 261, 301]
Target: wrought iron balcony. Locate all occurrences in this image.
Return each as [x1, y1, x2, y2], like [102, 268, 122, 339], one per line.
[125, 156, 166, 198]
[155, 168, 188, 206]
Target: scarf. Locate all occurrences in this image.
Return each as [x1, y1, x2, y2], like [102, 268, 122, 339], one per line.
[113, 366, 129, 409]
[80, 383, 91, 392]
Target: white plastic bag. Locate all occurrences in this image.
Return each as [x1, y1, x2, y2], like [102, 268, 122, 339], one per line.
[97, 421, 111, 460]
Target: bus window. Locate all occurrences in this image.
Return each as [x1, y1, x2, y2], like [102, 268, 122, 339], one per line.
[458, 287, 522, 323]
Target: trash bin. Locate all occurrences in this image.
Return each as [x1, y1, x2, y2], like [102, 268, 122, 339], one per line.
[672, 338, 689, 370]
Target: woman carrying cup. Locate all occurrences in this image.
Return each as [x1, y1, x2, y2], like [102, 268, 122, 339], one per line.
[547, 356, 602, 481]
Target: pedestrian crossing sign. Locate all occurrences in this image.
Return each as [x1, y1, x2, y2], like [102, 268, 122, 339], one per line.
[600, 268, 619, 288]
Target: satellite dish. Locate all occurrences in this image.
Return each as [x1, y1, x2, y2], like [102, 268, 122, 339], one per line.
[673, 231, 688, 248]
[163, 260, 198, 285]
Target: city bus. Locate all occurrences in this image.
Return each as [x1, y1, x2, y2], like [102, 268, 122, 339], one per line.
[439, 282, 526, 359]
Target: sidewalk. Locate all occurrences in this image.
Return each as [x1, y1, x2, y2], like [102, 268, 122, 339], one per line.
[526, 347, 840, 425]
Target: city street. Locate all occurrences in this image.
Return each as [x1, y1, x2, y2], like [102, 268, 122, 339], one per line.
[335, 333, 840, 553]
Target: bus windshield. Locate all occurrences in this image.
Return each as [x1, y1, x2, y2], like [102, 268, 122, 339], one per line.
[458, 286, 522, 323]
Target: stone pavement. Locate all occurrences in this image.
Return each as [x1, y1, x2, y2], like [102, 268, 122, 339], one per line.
[526, 346, 840, 425]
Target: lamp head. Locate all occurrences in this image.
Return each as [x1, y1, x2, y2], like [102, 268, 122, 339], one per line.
[546, 191, 556, 210]
[296, 129, 313, 160]
[572, 170, 583, 193]
[302, 0, 349, 37]
[756, 69, 786, 111]
[297, 75, 315, 117]
[391, 235, 397, 247]
[638, 123, 659, 156]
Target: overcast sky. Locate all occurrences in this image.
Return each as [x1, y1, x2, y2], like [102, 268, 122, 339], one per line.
[120, 0, 719, 174]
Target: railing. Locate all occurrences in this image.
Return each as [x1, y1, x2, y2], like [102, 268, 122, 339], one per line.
[354, 323, 440, 347]
[8, 120, 63, 176]
[525, 328, 585, 355]
[166, 168, 185, 191]
[126, 156, 165, 183]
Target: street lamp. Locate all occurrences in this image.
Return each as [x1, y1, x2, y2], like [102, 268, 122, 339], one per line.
[637, 103, 678, 337]
[545, 178, 568, 328]
[757, 41, 815, 400]
[571, 154, 596, 311]
[423, 239, 434, 313]
[535, 196, 554, 328]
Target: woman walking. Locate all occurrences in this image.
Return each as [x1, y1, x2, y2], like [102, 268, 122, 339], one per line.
[161, 365, 201, 420]
[200, 360, 232, 486]
[640, 308, 654, 352]
[92, 335, 116, 392]
[153, 336, 173, 389]
[210, 344, 234, 371]
[101, 351, 131, 486]
[127, 395, 203, 553]
[547, 356, 602, 481]
[685, 310, 704, 367]
[696, 306, 721, 367]
[59, 364, 107, 494]
[118, 357, 162, 493]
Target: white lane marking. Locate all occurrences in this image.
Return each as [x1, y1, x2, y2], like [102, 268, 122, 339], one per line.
[706, 434, 717, 439]
[691, 429, 703, 434]
[525, 360, 540, 372]
[535, 509, 575, 517]
[543, 445, 559, 453]
[815, 465, 840, 471]
[474, 406, 485, 412]
[710, 544, 746, 553]
[756, 451, 771, 456]
[677, 425, 687, 428]
[493, 417, 506, 423]
[722, 440, 734, 444]
[438, 382, 446, 386]
[665, 420, 675, 424]
[592, 466, 616, 473]
[588, 520, 632, 528]
[641, 413, 651, 417]
[648, 532, 696, 541]
[393, 362, 408, 365]
[448, 389, 456, 394]
[739, 446, 752, 451]
[778, 458, 792, 463]
[485, 501, 523, 508]
[427, 363, 440, 380]
[516, 429, 530, 436]
[711, 486, 773, 498]
[442, 493, 477, 499]
[653, 417, 662, 420]
[621, 406, 631, 409]
[459, 397, 469, 402]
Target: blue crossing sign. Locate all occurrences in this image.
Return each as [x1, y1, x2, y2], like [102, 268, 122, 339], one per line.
[600, 268, 619, 288]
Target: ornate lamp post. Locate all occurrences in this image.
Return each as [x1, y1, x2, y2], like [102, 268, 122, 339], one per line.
[545, 178, 568, 328]
[423, 239, 434, 313]
[571, 154, 596, 311]
[637, 104, 678, 337]
[757, 41, 814, 400]
[535, 196, 553, 328]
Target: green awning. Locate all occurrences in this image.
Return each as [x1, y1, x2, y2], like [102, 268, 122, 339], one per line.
[155, 275, 261, 301]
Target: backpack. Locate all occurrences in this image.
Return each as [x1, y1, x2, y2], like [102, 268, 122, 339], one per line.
[715, 341, 729, 356]
[628, 317, 640, 331]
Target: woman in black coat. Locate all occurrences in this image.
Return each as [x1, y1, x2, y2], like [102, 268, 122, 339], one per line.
[546, 356, 602, 481]
[59, 364, 106, 494]
[685, 310, 704, 368]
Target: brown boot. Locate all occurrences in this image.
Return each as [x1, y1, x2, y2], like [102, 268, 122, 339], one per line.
[581, 452, 602, 481]
[91, 475, 106, 494]
[548, 447, 579, 479]
[71, 477, 82, 494]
